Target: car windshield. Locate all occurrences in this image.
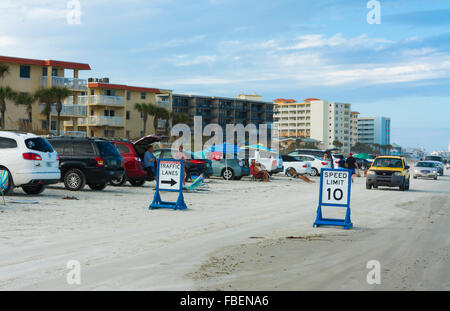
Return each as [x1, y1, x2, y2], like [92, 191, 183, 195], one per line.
[25, 138, 54, 152]
[416, 162, 435, 168]
[96, 141, 121, 156]
[425, 156, 442, 162]
[372, 158, 403, 168]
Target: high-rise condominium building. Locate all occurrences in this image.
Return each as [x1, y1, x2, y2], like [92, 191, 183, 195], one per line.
[357, 116, 391, 146]
[172, 93, 274, 136]
[273, 98, 352, 152]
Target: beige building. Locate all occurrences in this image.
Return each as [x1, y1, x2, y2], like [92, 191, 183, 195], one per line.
[273, 98, 352, 152]
[60, 79, 172, 139]
[350, 111, 360, 146]
[0, 55, 172, 139]
[0, 55, 90, 133]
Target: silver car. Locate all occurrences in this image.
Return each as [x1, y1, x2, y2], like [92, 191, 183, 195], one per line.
[413, 161, 438, 180]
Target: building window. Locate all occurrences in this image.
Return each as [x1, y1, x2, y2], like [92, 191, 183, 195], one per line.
[41, 120, 47, 129]
[20, 65, 31, 79]
[126, 130, 130, 138]
[51, 121, 56, 131]
[127, 91, 131, 100]
[91, 89, 95, 95]
[126, 111, 130, 120]
[104, 89, 115, 96]
[141, 92, 146, 99]
[42, 68, 47, 77]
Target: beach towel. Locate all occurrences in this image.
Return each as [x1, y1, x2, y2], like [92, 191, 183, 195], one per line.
[1, 170, 9, 205]
[183, 174, 209, 192]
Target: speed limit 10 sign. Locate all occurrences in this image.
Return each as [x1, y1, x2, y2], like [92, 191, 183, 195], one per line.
[314, 168, 353, 230]
[321, 170, 350, 205]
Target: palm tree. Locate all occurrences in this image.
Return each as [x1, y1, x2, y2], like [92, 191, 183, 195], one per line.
[51, 87, 71, 136]
[152, 106, 170, 134]
[134, 103, 151, 135]
[0, 63, 9, 82]
[35, 88, 56, 134]
[333, 139, 343, 148]
[172, 112, 191, 126]
[14, 92, 36, 130]
[0, 86, 16, 129]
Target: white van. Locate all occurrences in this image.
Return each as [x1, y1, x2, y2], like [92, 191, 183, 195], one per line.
[0, 131, 60, 195]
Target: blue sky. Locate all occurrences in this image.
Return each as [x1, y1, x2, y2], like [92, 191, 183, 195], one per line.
[1, 0, 449, 151]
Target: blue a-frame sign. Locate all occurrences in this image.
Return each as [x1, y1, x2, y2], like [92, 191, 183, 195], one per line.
[149, 159, 187, 210]
[313, 168, 353, 229]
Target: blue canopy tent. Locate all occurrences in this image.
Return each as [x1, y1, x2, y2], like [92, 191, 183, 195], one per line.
[203, 143, 242, 154]
[243, 144, 277, 153]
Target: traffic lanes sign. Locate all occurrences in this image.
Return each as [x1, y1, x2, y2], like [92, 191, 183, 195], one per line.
[158, 160, 182, 191]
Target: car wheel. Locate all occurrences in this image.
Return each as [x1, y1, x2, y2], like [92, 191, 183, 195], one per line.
[366, 183, 372, 190]
[64, 169, 86, 191]
[222, 168, 234, 180]
[405, 179, 410, 190]
[0, 168, 14, 195]
[413, 175, 417, 179]
[310, 168, 319, 177]
[110, 174, 127, 186]
[434, 176, 438, 180]
[22, 184, 46, 195]
[88, 182, 107, 191]
[129, 178, 146, 187]
[399, 179, 406, 191]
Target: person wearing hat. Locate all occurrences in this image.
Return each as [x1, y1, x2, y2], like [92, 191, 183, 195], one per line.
[345, 153, 359, 183]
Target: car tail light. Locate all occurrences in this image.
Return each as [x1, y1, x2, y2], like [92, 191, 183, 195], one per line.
[321, 162, 329, 165]
[190, 160, 205, 164]
[302, 165, 307, 168]
[56, 155, 60, 161]
[95, 157, 104, 167]
[23, 153, 42, 161]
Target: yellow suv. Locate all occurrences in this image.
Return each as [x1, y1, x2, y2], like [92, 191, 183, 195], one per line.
[366, 156, 411, 191]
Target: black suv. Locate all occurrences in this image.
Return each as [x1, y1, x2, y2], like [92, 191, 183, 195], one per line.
[47, 137, 124, 191]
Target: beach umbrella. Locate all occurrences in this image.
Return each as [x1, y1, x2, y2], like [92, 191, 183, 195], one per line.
[243, 144, 277, 153]
[354, 153, 372, 160]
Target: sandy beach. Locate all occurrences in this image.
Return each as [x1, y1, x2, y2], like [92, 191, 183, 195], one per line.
[0, 174, 449, 290]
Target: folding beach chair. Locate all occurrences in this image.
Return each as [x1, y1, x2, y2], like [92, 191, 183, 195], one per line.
[183, 174, 209, 192]
[0, 170, 9, 205]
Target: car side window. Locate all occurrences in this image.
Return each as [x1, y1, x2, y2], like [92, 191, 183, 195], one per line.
[49, 140, 65, 154]
[152, 150, 162, 158]
[116, 144, 130, 154]
[0, 137, 18, 149]
[73, 141, 95, 156]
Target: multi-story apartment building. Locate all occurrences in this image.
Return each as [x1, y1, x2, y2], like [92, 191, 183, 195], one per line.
[350, 111, 360, 146]
[357, 116, 391, 146]
[0, 55, 91, 133]
[172, 94, 274, 136]
[0, 55, 172, 139]
[274, 98, 352, 152]
[58, 78, 172, 139]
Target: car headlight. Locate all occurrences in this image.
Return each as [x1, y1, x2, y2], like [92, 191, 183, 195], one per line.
[368, 170, 376, 176]
[393, 172, 403, 176]
[415, 169, 419, 173]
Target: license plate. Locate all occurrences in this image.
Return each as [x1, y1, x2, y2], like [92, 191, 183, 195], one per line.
[421, 170, 429, 174]
[111, 160, 117, 166]
[46, 162, 52, 167]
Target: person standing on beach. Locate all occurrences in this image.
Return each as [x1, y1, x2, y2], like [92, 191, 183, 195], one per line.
[174, 145, 187, 185]
[345, 153, 359, 183]
[143, 145, 156, 180]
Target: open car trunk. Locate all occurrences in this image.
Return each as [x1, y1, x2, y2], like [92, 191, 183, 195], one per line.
[133, 134, 168, 158]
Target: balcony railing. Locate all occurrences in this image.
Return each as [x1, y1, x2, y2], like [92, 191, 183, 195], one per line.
[78, 116, 124, 127]
[50, 130, 87, 137]
[41, 104, 88, 117]
[157, 100, 170, 110]
[41, 76, 88, 91]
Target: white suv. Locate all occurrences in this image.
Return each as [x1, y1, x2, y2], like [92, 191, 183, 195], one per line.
[0, 131, 60, 195]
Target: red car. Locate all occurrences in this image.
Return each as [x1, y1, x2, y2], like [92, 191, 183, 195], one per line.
[110, 135, 167, 186]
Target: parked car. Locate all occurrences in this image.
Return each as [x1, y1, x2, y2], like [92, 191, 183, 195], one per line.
[152, 148, 213, 180]
[248, 150, 283, 175]
[289, 148, 338, 168]
[206, 152, 250, 180]
[281, 155, 312, 175]
[47, 137, 124, 191]
[366, 156, 411, 191]
[290, 154, 331, 176]
[413, 161, 438, 180]
[331, 154, 345, 169]
[110, 135, 166, 186]
[0, 131, 60, 195]
[424, 156, 444, 176]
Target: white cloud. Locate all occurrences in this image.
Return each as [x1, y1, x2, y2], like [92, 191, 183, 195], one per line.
[168, 55, 217, 67]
